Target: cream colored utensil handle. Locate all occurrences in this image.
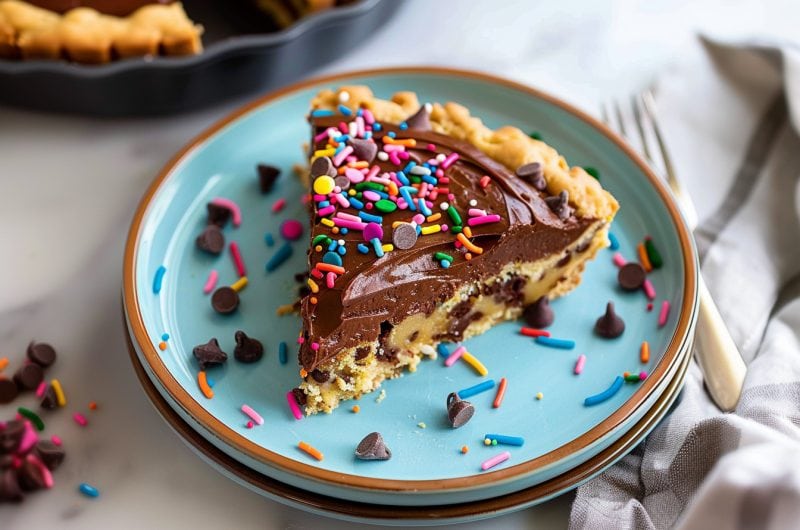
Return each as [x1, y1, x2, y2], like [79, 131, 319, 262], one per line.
[694, 277, 747, 411]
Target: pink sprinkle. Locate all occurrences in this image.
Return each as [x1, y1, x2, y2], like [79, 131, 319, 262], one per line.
[658, 300, 671, 328]
[436, 169, 445, 178]
[313, 193, 328, 201]
[280, 219, 304, 241]
[440, 224, 449, 231]
[444, 346, 466, 367]
[338, 121, 348, 133]
[333, 146, 353, 167]
[481, 451, 510, 471]
[18, 421, 37, 453]
[332, 193, 350, 208]
[246, 421, 254, 429]
[272, 198, 287, 213]
[345, 167, 366, 183]
[479, 175, 491, 188]
[326, 271, 336, 289]
[639, 371, 648, 381]
[35, 381, 47, 398]
[286, 391, 303, 420]
[426, 143, 437, 151]
[389, 151, 401, 165]
[643, 279, 656, 300]
[314, 128, 333, 143]
[229, 241, 246, 277]
[448, 193, 456, 201]
[574, 354, 586, 375]
[383, 144, 405, 153]
[203, 269, 219, 294]
[363, 109, 375, 124]
[310, 342, 320, 351]
[297, 336, 305, 344]
[441, 152, 460, 169]
[241, 404, 264, 426]
[317, 205, 336, 217]
[50, 435, 62, 446]
[398, 151, 410, 161]
[26, 454, 53, 488]
[356, 116, 365, 137]
[336, 211, 361, 222]
[412, 214, 425, 225]
[363, 190, 382, 202]
[73, 412, 88, 427]
[310, 268, 323, 279]
[468, 208, 487, 217]
[612, 252, 627, 267]
[365, 165, 380, 181]
[467, 214, 502, 227]
[210, 197, 242, 227]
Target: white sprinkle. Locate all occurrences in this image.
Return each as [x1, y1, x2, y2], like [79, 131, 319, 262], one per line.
[417, 422, 427, 429]
[439, 202, 450, 210]
[419, 344, 437, 358]
[410, 166, 432, 176]
[469, 199, 478, 207]
[338, 239, 345, 246]
[338, 90, 350, 103]
[436, 153, 447, 162]
[377, 152, 389, 161]
[424, 102, 433, 113]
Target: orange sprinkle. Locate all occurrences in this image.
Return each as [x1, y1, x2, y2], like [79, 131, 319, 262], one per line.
[623, 371, 631, 378]
[331, 227, 340, 234]
[387, 182, 398, 196]
[463, 226, 473, 238]
[465, 252, 473, 260]
[316, 262, 345, 275]
[637, 242, 653, 272]
[310, 297, 318, 304]
[426, 213, 442, 223]
[383, 137, 416, 147]
[88, 401, 98, 411]
[315, 245, 323, 252]
[640, 341, 650, 363]
[0, 357, 8, 372]
[461, 445, 469, 454]
[158, 341, 167, 351]
[493, 377, 508, 408]
[337, 166, 347, 175]
[351, 405, 360, 413]
[198, 371, 214, 399]
[300, 368, 308, 378]
[456, 233, 483, 255]
[348, 161, 369, 169]
[298, 441, 324, 461]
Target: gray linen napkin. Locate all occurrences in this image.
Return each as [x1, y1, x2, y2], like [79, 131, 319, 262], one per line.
[569, 37, 800, 530]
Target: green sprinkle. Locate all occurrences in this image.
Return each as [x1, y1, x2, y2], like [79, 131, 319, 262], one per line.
[529, 131, 543, 141]
[312, 235, 331, 247]
[491, 439, 498, 446]
[584, 166, 600, 180]
[644, 239, 663, 269]
[450, 225, 463, 234]
[434, 252, 454, 262]
[446, 205, 462, 226]
[374, 199, 398, 214]
[355, 182, 384, 192]
[410, 176, 422, 184]
[17, 407, 44, 431]
[624, 374, 642, 383]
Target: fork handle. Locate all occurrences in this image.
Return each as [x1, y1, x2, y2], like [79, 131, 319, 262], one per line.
[694, 276, 747, 412]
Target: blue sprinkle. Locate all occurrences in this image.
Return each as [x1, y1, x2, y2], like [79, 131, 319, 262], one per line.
[349, 197, 364, 209]
[337, 246, 347, 255]
[387, 131, 396, 138]
[371, 238, 384, 257]
[364, 131, 373, 140]
[584, 376, 624, 406]
[484, 434, 525, 446]
[371, 190, 390, 199]
[535, 336, 576, 349]
[399, 122, 408, 130]
[152, 265, 166, 294]
[266, 243, 293, 272]
[608, 232, 620, 250]
[334, 144, 346, 156]
[264, 233, 275, 247]
[322, 251, 343, 266]
[357, 108, 363, 117]
[339, 227, 349, 235]
[337, 134, 350, 142]
[457, 379, 496, 399]
[418, 198, 433, 216]
[161, 333, 169, 341]
[359, 211, 383, 223]
[415, 224, 421, 235]
[206, 376, 215, 388]
[318, 200, 330, 208]
[311, 109, 334, 117]
[78, 482, 100, 498]
[396, 171, 410, 186]
[421, 174, 437, 185]
[440, 259, 450, 269]
[404, 162, 417, 174]
[338, 104, 352, 116]
[328, 240, 338, 251]
[436, 343, 451, 358]
[279, 342, 288, 364]
[373, 123, 382, 132]
[357, 243, 369, 254]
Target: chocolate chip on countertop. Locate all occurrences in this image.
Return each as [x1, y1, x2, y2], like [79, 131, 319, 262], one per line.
[196, 225, 225, 255]
[211, 286, 239, 314]
[515, 162, 546, 190]
[0, 469, 23, 503]
[355, 432, 391, 461]
[192, 338, 228, 370]
[523, 296, 554, 328]
[33, 441, 65, 471]
[26, 342, 56, 368]
[257, 164, 281, 194]
[446, 392, 475, 428]
[233, 331, 264, 363]
[40, 385, 57, 410]
[618, 262, 647, 291]
[13, 364, 43, 392]
[0, 421, 24, 454]
[595, 301, 625, 338]
[206, 202, 232, 228]
[0, 378, 18, 405]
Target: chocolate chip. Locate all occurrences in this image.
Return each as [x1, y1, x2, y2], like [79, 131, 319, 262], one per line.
[311, 156, 337, 178]
[40, 385, 57, 410]
[354, 346, 370, 361]
[355, 432, 391, 460]
[595, 301, 625, 338]
[309, 369, 329, 383]
[0, 421, 24, 454]
[211, 286, 239, 314]
[192, 338, 228, 370]
[347, 138, 378, 163]
[291, 387, 307, 406]
[0, 469, 22, 502]
[545, 190, 573, 221]
[196, 225, 225, 255]
[33, 441, 65, 471]
[233, 331, 264, 363]
[257, 164, 281, 194]
[391, 222, 418, 250]
[618, 262, 646, 291]
[26, 342, 56, 368]
[0, 378, 18, 405]
[516, 162, 546, 190]
[523, 296, 554, 328]
[334, 175, 350, 190]
[13, 364, 43, 392]
[17, 457, 47, 491]
[405, 103, 432, 131]
[446, 393, 474, 428]
[206, 202, 231, 228]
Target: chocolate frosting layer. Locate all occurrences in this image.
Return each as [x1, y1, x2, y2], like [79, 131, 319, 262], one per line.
[299, 115, 595, 371]
[27, 0, 171, 16]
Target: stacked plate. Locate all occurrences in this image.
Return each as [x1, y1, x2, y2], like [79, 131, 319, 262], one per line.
[122, 68, 698, 524]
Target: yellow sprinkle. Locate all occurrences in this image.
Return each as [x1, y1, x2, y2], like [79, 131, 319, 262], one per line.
[381, 244, 394, 252]
[230, 276, 248, 293]
[320, 218, 335, 227]
[51, 379, 66, 407]
[484, 438, 491, 446]
[461, 352, 488, 376]
[463, 226, 473, 238]
[307, 278, 319, 294]
[426, 213, 442, 223]
[312, 148, 336, 159]
[536, 392, 544, 400]
[420, 225, 441, 235]
[348, 189, 357, 196]
[417, 422, 427, 429]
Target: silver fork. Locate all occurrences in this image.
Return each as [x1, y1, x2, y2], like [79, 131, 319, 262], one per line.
[602, 92, 747, 412]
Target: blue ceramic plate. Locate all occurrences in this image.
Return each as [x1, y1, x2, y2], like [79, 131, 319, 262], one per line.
[123, 67, 698, 506]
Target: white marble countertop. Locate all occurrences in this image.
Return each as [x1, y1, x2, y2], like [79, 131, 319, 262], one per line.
[0, 0, 793, 528]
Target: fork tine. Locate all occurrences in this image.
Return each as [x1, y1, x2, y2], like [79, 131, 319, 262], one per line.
[613, 100, 628, 138]
[600, 101, 611, 127]
[640, 91, 679, 191]
[630, 95, 653, 162]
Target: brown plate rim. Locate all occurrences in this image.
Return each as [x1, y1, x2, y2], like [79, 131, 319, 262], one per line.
[122, 66, 698, 493]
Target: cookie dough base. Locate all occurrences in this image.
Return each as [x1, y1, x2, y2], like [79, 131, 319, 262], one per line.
[298, 220, 609, 415]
